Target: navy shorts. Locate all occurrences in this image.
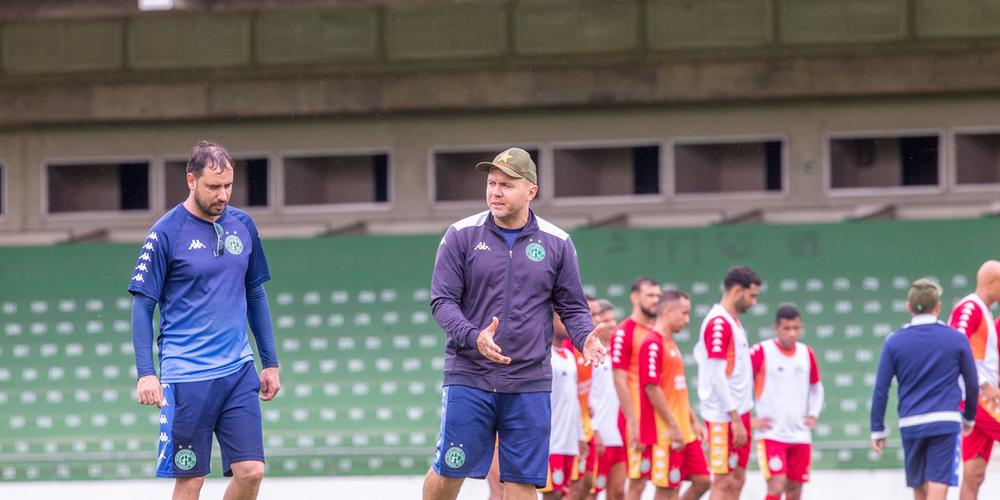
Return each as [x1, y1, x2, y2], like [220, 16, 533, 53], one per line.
[156, 361, 264, 478]
[901, 432, 961, 488]
[432, 385, 551, 487]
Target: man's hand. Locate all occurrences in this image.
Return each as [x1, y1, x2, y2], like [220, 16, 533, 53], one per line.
[871, 437, 886, 455]
[803, 416, 818, 430]
[751, 417, 773, 431]
[260, 367, 281, 401]
[582, 323, 609, 366]
[626, 416, 640, 450]
[731, 418, 748, 448]
[962, 420, 974, 437]
[668, 424, 685, 451]
[593, 431, 606, 457]
[692, 419, 708, 443]
[136, 375, 163, 408]
[982, 383, 1000, 406]
[476, 317, 511, 365]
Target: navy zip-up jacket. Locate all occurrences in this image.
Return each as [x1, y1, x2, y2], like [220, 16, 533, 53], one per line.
[870, 315, 978, 440]
[430, 209, 594, 393]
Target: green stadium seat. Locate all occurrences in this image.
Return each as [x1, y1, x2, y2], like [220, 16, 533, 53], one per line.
[1, 222, 990, 481]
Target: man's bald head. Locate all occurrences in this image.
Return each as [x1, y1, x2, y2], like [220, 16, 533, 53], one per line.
[976, 260, 1000, 305]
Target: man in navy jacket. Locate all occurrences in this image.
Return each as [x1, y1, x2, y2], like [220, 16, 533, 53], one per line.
[871, 278, 978, 500]
[423, 147, 608, 500]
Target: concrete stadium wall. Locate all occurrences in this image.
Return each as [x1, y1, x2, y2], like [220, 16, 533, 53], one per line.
[3, 0, 1000, 242]
[3, 95, 1000, 243]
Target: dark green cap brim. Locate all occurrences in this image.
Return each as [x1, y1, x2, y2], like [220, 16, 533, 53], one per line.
[475, 162, 536, 184]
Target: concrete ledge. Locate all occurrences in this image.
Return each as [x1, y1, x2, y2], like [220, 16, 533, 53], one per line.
[4, 46, 1000, 127]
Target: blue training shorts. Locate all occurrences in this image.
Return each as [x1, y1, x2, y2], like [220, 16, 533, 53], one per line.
[432, 385, 551, 487]
[156, 361, 264, 478]
[901, 432, 961, 488]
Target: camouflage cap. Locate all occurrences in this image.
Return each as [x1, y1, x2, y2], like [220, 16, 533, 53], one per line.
[907, 278, 942, 314]
[475, 147, 537, 185]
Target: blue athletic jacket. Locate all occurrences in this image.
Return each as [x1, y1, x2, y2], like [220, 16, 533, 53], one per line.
[870, 315, 979, 440]
[430, 209, 594, 393]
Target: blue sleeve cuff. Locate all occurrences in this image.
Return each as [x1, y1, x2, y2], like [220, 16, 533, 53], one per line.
[466, 327, 480, 350]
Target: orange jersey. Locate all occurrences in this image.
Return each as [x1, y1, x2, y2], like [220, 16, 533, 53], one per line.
[564, 338, 594, 440]
[638, 330, 695, 446]
[611, 317, 651, 417]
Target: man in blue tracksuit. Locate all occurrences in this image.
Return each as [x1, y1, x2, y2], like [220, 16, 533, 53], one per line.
[871, 278, 979, 500]
[423, 147, 609, 500]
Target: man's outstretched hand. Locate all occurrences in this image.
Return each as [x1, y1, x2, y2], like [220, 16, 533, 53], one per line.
[476, 316, 512, 365]
[583, 323, 609, 366]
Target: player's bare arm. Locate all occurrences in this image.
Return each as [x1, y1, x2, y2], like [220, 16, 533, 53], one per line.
[729, 410, 748, 448]
[593, 429, 605, 456]
[613, 370, 640, 449]
[803, 416, 817, 429]
[691, 413, 708, 443]
[981, 382, 1000, 405]
[643, 383, 685, 450]
[751, 417, 773, 431]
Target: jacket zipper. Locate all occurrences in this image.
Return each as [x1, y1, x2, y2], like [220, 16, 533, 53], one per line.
[494, 225, 528, 393]
[498, 246, 513, 392]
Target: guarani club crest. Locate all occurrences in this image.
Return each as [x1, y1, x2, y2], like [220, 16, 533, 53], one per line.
[444, 445, 466, 469]
[224, 234, 244, 255]
[525, 242, 545, 262]
[174, 446, 197, 471]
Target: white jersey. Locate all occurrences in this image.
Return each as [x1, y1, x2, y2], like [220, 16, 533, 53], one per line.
[751, 339, 823, 444]
[693, 304, 754, 421]
[588, 359, 623, 447]
[550, 345, 583, 455]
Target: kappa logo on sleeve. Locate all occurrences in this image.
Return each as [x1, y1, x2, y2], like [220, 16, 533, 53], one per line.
[188, 240, 206, 251]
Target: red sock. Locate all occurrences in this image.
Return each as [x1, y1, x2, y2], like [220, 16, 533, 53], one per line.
[765, 496, 781, 500]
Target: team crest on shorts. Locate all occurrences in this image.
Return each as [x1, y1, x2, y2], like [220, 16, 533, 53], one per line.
[225, 235, 244, 255]
[768, 455, 783, 471]
[444, 446, 465, 469]
[552, 468, 564, 485]
[728, 454, 739, 469]
[174, 448, 197, 471]
[525, 243, 545, 262]
[640, 458, 651, 473]
[669, 467, 681, 484]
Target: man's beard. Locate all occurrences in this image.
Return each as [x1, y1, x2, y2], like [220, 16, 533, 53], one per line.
[196, 195, 224, 216]
[735, 298, 750, 314]
[640, 305, 656, 319]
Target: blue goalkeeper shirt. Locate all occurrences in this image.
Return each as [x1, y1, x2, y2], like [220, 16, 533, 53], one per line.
[127, 204, 271, 383]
